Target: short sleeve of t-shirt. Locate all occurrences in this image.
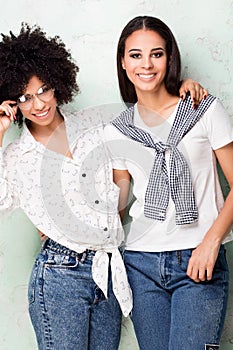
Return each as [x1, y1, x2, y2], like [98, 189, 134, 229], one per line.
[202, 98, 233, 149]
[103, 124, 128, 170]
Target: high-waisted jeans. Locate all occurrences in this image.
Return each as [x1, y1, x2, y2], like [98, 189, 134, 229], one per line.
[124, 245, 229, 350]
[28, 238, 122, 350]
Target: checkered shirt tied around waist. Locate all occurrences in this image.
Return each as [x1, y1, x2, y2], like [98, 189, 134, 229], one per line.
[111, 95, 216, 225]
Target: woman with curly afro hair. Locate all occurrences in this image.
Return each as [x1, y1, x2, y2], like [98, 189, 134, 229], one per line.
[0, 23, 79, 128]
[0, 22, 131, 350]
[0, 22, 207, 349]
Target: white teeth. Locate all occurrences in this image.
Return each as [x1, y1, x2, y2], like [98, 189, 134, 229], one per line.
[138, 74, 155, 79]
[36, 111, 48, 117]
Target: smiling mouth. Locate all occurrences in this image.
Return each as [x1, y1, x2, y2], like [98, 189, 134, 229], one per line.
[34, 110, 49, 119]
[137, 73, 156, 79]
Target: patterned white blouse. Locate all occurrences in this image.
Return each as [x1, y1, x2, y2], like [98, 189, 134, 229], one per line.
[0, 109, 132, 317]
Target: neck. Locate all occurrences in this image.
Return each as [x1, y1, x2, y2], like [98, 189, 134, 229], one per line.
[137, 84, 175, 108]
[29, 109, 64, 139]
[28, 109, 72, 158]
[136, 88, 180, 125]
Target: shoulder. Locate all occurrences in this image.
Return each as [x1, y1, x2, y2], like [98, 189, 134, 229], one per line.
[104, 123, 126, 142]
[2, 137, 21, 167]
[201, 97, 233, 149]
[112, 105, 134, 125]
[104, 106, 134, 140]
[3, 137, 21, 155]
[205, 96, 228, 112]
[202, 96, 231, 121]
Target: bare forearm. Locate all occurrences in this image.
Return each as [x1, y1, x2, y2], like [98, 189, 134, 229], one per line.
[113, 169, 131, 221]
[203, 188, 233, 245]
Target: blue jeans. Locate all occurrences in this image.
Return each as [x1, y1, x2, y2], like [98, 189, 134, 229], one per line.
[28, 239, 122, 350]
[124, 246, 229, 350]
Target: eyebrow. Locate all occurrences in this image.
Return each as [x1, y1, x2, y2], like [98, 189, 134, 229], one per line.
[23, 84, 46, 96]
[128, 47, 166, 53]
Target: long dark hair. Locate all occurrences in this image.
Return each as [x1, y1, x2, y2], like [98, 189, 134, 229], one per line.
[117, 16, 181, 105]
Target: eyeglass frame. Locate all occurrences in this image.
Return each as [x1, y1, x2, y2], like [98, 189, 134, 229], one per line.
[16, 85, 55, 110]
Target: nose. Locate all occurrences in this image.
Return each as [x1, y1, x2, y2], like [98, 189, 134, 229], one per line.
[32, 95, 45, 109]
[141, 55, 153, 69]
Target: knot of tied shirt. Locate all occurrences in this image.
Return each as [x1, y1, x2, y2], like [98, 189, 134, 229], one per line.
[111, 94, 216, 225]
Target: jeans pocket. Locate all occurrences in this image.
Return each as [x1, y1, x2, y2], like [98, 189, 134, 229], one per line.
[44, 251, 79, 269]
[28, 260, 39, 305]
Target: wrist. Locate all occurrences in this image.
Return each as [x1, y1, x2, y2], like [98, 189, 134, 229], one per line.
[202, 233, 222, 247]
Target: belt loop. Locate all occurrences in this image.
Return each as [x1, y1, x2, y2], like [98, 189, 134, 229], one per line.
[176, 250, 182, 265]
[80, 251, 87, 263]
[41, 237, 50, 250]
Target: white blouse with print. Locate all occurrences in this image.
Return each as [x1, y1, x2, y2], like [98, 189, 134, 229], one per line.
[0, 109, 132, 317]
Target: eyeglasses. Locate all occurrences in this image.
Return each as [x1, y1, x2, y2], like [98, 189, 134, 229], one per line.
[17, 85, 55, 110]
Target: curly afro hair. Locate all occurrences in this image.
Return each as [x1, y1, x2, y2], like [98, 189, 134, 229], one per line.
[0, 23, 80, 127]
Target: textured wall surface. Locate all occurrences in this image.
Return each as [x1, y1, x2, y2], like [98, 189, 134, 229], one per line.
[0, 0, 232, 349]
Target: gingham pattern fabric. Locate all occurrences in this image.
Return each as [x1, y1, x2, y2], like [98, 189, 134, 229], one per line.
[111, 94, 216, 225]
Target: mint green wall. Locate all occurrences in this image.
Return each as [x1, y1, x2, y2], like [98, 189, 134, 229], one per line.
[0, 0, 232, 349]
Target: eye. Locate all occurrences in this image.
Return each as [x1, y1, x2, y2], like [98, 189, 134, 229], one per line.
[18, 94, 31, 103]
[38, 85, 50, 95]
[129, 53, 141, 59]
[152, 51, 164, 58]
[37, 87, 44, 95]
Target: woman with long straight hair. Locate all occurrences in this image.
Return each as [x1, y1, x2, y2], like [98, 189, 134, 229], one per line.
[105, 15, 233, 350]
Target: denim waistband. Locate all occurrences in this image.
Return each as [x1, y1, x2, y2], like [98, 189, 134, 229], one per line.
[42, 238, 96, 260]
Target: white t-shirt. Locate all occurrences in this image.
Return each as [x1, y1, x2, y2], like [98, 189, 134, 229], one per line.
[104, 98, 233, 252]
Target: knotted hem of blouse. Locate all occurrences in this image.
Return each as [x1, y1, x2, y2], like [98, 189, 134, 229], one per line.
[92, 248, 133, 317]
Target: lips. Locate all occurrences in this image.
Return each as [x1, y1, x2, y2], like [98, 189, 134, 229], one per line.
[138, 73, 156, 79]
[33, 109, 49, 120]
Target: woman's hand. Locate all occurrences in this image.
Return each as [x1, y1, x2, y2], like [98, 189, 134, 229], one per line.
[0, 100, 17, 135]
[186, 239, 221, 282]
[188, 143, 233, 283]
[179, 79, 208, 108]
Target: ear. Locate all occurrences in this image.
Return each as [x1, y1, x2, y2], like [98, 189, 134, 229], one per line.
[121, 57, 126, 70]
